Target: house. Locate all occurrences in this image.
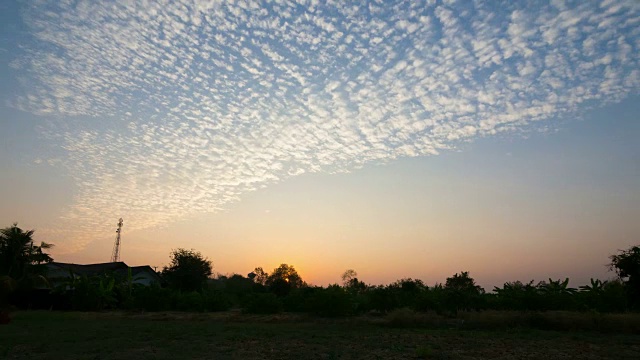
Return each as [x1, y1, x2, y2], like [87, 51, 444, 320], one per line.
[45, 261, 162, 287]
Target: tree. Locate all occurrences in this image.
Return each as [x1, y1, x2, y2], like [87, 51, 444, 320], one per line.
[266, 264, 304, 296]
[0, 223, 53, 281]
[249, 267, 269, 286]
[609, 245, 640, 306]
[445, 271, 483, 294]
[162, 248, 212, 292]
[444, 271, 485, 313]
[1, 223, 53, 316]
[341, 269, 358, 287]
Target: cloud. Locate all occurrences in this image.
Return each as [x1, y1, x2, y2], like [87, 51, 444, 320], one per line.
[9, 0, 640, 252]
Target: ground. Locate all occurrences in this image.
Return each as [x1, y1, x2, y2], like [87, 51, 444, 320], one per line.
[1, 311, 639, 359]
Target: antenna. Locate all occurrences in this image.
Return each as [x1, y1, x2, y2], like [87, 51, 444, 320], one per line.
[111, 218, 124, 262]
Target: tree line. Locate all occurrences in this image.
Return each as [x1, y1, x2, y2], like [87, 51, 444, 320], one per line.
[1, 223, 639, 318]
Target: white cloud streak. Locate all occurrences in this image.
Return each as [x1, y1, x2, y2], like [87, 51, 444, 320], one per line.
[9, 0, 640, 252]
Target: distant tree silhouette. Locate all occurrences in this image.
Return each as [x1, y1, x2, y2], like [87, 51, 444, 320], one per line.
[162, 248, 212, 292]
[249, 267, 268, 286]
[266, 264, 304, 296]
[1, 223, 53, 319]
[0, 223, 53, 281]
[341, 269, 358, 287]
[609, 245, 640, 307]
[445, 272, 483, 293]
[444, 271, 484, 313]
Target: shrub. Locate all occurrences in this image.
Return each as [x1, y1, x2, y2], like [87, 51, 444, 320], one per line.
[305, 285, 354, 317]
[132, 285, 172, 312]
[368, 286, 398, 313]
[243, 293, 283, 314]
[202, 290, 232, 312]
[282, 287, 318, 312]
[176, 291, 204, 312]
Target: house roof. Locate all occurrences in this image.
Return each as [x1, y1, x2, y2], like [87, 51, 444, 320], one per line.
[48, 262, 129, 276]
[47, 262, 162, 282]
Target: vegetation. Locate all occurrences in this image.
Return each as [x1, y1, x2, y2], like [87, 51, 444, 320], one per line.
[609, 245, 640, 309]
[2, 223, 640, 334]
[161, 248, 212, 292]
[1, 223, 53, 316]
[1, 311, 639, 359]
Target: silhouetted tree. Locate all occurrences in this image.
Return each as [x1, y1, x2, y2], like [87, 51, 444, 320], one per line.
[341, 269, 358, 287]
[162, 248, 212, 292]
[444, 271, 484, 313]
[1, 223, 53, 319]
[0, 223, 53, 281]
[266, 264, 304, 296]
[609, 245, 640, 307]
[249, 267, 269, 286]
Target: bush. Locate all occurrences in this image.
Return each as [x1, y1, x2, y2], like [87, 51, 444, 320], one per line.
[242, 293, 283, 314]
[368, 286, 398, 313]
[282, 287, 318, 312]
[202, 290, 232, 312]
[176, 291, 204, 312]
[414, 286, 447, 314]
[132, 285, 172, 312]
[305, 285, 354, 317]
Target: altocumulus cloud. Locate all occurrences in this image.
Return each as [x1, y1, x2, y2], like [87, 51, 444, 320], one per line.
[9, 0, 640, 252]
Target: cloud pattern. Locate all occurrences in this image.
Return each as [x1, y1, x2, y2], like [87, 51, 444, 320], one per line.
[10, 0, 640, 252]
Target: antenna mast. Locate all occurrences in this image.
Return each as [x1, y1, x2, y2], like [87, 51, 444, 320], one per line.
[111, 218, 124, 262]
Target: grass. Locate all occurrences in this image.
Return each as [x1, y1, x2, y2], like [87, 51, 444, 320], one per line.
[1, 311, 639, 359]
[382, 308, 640, 333]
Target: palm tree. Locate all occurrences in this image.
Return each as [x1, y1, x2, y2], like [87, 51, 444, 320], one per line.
[0, 223, 54, 313]
[0, 223, 53, 281]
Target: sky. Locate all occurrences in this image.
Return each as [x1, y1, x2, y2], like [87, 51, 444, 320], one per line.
[1, 0, 639, 289]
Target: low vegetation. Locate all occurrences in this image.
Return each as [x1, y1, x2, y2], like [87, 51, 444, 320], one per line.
[2, 223, 640, 335]
[1, 311, 639, 359]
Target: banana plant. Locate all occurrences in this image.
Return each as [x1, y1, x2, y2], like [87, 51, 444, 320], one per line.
[540, 278, 577, 295]
[579, 278, 607, 293]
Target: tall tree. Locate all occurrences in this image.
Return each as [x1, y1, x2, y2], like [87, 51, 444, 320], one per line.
[609, 245, 640, 306]
[161, 248, 212, 292]
[0, 223, 53, 281]
[265, 264, 304, 296]
[249, 267, 269, 286]
[341, 269, 358, 287]
[1, 223, 53, 315]
[266, 264, 304, 288]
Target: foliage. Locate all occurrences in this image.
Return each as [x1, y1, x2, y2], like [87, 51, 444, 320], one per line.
[55, 272, 117, 311]
[202, 289, 232, 312]
[162, 248, 212, 292]
[132, 284, 172, 311]
[0, 223, 53, 287]
[444, 272, 485, 313]
[305, 285, 354, 317]
[4, 239, 640, 317]
[341, 269, 358, 287]
[249, 267, 269, 286]
[609, 245, 640, 307]
[242, 292, 283, 314]
[0, 223, 53, 312]
[175, 291, 205, 311]
[0, 224, 53, 277]
[266, 264, 304, 296]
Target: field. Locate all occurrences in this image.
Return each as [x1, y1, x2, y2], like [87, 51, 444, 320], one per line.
[1, 311, 639, 359]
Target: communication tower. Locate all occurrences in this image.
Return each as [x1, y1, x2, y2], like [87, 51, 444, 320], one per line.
[111, 218, 124, 262]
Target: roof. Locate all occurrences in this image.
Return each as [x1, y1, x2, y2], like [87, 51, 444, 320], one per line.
[47, 262, 162, 282]
[48, 262, 129, 276]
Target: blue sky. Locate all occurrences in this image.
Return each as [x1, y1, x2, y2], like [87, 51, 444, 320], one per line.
[1, 0, 639, 286]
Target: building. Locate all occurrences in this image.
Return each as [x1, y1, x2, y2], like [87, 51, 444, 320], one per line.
[45, 262, 162, 287]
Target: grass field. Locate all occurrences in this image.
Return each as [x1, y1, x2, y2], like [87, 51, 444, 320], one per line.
[1, 311, 639, 359]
